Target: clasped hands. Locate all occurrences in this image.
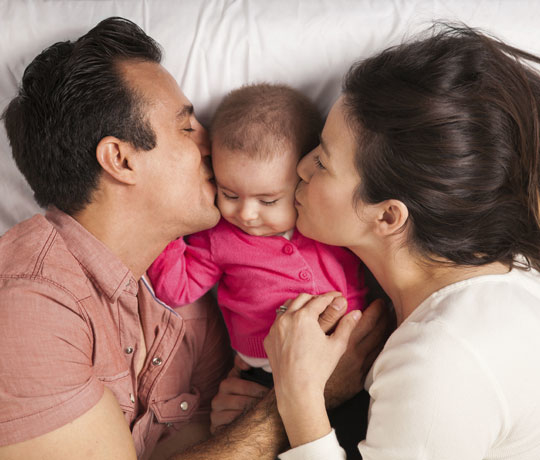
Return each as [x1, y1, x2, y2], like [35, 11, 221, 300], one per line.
[210, 292, 393, 433]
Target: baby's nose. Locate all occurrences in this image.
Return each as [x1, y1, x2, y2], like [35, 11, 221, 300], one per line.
[239, 203, 258, 221]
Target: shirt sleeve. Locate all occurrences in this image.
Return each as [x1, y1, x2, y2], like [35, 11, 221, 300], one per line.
[359, 320, 505, 460]
[332, 247, 368, 311]
[0, 279, 104, 446]
[147, 230, 223, 307]
[278, 429, 346, 460]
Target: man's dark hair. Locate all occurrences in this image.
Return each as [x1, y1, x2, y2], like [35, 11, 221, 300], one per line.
[343, 24, 540, 271]
[1, 17, 162, 215]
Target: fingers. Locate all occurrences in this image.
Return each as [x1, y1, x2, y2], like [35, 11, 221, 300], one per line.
[233, 353, 251, 371]
[284, 292, 317, 313]
[217, 376, 269, 400]
[284, 291, 343, 317]
[331, 309, 362, 347]
[318, 296, 348, 333]
[348, 298, 387, 343]
[210, 375, 270, 433]
[211, 391, 264, 412]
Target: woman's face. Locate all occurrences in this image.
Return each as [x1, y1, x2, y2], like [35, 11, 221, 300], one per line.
[295, 97, 367, 247]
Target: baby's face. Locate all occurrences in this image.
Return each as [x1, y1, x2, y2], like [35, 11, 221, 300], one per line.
[212, 144, 299, 236]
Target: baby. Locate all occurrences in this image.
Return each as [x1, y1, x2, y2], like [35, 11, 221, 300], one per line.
[148, 83, 368, 384]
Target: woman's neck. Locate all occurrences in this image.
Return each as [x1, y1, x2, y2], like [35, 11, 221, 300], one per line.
[351, 242, 509, 325]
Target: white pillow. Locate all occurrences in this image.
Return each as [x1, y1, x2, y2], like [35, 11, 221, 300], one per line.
[2, 0, 540, 233]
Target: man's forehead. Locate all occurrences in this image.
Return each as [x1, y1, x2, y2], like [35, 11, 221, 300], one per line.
[118, 59, 192, 113]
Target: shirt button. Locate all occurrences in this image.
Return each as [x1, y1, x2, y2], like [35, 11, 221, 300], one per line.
[129, 393, 135, 403]
[166, 422, 173, 428]
[282, 244, 294, 255]
[299, 270, 311, 281]
[125, 347, 134, 354]
[152, 357, 163, 366]
[180, 401, 189, 411]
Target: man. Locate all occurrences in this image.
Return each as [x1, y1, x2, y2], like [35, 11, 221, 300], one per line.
[0, 17, 388, 459]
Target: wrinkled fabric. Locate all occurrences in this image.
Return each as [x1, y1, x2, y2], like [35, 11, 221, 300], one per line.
[0, 208, 231, 459]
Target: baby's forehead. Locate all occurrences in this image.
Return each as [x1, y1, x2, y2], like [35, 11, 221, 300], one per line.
[211, 137, 300, 162]
[213, 148, 299, 193]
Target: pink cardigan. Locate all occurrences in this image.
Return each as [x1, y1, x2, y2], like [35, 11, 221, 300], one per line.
[148, 218, 368, 358]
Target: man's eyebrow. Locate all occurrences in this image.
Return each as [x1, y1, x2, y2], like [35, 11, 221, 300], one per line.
[176, 104, 194, 120]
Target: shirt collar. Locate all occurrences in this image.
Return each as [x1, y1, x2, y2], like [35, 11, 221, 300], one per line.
[45, 207, 138, 302]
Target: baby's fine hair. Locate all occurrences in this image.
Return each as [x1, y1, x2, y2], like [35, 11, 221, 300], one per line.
[211, 83, 323, 160]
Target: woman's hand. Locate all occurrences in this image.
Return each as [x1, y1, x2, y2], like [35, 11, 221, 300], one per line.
[263, 292, 362, 447]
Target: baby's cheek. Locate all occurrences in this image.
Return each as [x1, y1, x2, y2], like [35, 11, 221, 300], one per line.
[280, 204, 298, 229]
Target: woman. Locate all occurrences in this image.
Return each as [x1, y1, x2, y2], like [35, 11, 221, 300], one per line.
[265, 25, 540, 459]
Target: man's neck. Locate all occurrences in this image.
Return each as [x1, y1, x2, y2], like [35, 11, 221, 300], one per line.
[74, 201, 174, 280]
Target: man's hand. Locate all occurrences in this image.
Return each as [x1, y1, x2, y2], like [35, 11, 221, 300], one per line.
[325, 299, 395, 408]
[210, 355, 270, 433]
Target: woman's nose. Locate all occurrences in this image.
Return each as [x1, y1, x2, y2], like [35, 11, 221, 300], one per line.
[297, 149, 313, 182]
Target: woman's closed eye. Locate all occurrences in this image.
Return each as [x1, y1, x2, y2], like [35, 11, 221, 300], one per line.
[314, 155, 325, 170]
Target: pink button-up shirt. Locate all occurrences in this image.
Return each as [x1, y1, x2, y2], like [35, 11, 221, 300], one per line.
[0, 208, 231, 459]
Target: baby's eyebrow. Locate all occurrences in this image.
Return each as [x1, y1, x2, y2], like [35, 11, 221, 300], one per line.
[254, 190, 283, 197]
[217, 182, 283, 198]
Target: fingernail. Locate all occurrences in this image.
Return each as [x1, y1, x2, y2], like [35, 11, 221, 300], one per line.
[331, 298, 346, 310]
[352, 311, 362, 321]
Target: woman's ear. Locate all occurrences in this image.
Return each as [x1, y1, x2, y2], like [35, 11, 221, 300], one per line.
[96, 136, 138, 185]
[374, 199, 409, 236]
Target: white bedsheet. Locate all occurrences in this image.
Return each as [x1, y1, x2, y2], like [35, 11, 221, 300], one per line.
[2, 0, 540, 233]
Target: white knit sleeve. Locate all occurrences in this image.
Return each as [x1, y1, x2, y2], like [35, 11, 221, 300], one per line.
[278, 429, 346, 460]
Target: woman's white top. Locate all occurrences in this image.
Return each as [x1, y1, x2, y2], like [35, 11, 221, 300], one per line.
[279, 266, 540, 460]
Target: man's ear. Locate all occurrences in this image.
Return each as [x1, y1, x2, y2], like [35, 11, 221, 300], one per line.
[96, 136, 138, 185]
[374, 199, 409, 236]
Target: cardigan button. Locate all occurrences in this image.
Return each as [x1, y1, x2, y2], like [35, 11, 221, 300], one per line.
[282, 244, 294, 255]
[299, 270, 311, 281]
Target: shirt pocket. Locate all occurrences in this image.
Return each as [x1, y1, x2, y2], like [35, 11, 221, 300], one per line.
[98, 370, 135, 420]
[152, 387, 200, 424]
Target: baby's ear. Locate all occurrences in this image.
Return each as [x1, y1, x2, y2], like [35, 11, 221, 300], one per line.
[96, 136, 137, 185]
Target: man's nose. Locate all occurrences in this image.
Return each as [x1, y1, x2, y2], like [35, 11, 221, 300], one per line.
[194, 122, 211, 158]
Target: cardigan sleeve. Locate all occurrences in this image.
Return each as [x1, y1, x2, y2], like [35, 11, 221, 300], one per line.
[147, 230, 222, 307]
[333, 246, 368, 311]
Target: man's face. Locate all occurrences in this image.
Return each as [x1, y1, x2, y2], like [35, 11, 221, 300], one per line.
[120, 60, 220, 237]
